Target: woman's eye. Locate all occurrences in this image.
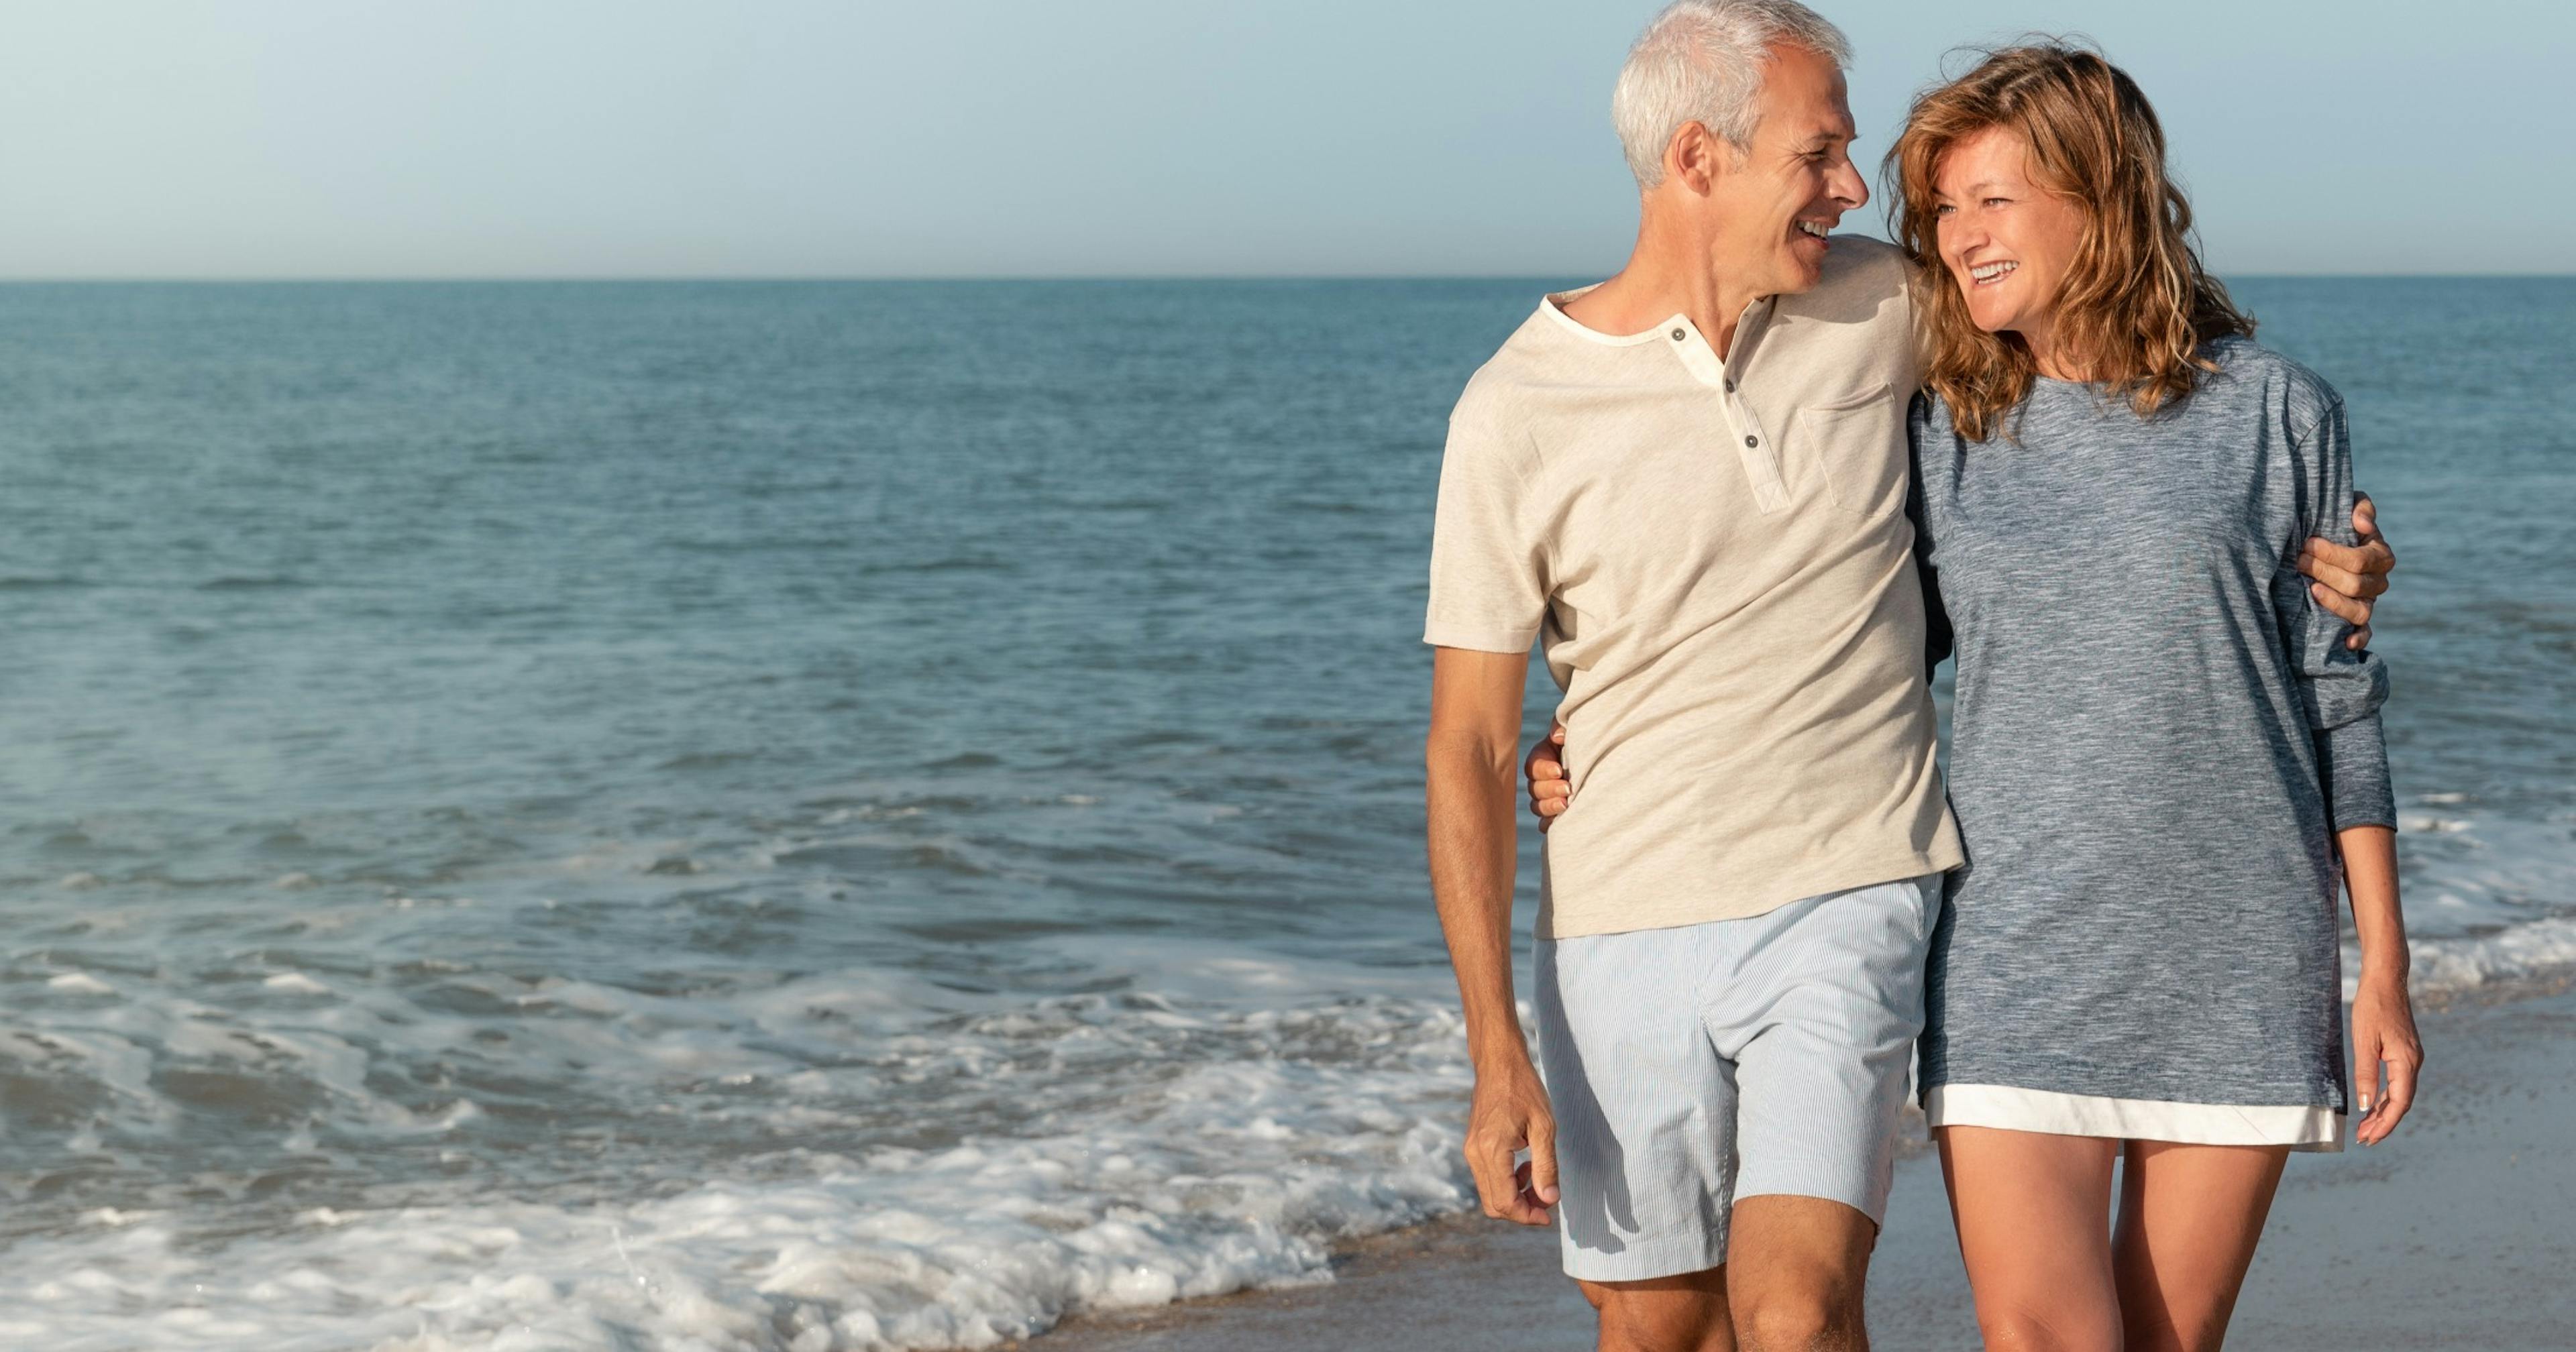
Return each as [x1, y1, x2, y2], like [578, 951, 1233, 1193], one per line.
[1984, 198, 2008, 208]
[1933, 205, 1953, 217]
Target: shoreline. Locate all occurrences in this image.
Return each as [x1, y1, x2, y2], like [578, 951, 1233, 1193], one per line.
[1034, 977, 2576, 1351]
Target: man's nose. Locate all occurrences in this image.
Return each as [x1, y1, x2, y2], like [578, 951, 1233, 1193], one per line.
[1831, 156, 1868, 211]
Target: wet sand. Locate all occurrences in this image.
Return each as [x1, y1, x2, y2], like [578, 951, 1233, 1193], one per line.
[1035, 981, 2576, 1351]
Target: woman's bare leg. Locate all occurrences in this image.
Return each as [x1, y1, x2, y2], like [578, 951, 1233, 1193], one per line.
[1936, 1126, 2123, 1351]
[2111, 1141, 2290, 1352]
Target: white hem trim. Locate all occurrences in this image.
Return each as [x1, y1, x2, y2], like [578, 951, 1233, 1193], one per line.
[1926, 1084, 2343, 1153]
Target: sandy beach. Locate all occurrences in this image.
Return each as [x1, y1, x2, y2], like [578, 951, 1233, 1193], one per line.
[1037, 980, 2576, 1351]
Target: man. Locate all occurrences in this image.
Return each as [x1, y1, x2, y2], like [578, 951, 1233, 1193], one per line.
[1421, 4, 2394, 1350]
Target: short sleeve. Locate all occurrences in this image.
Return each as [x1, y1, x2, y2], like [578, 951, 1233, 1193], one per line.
[1891, 251, 1932, 396]
[1424, 388, 1548, 653]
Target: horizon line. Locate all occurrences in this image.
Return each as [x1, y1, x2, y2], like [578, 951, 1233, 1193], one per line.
[0, 271, 2569, 284]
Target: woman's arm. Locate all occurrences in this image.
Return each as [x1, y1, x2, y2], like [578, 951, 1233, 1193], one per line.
[2341, 824, 2420, 1145]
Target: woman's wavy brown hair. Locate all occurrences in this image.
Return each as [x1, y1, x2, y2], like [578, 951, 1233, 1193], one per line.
[1886, 41, 2254, 442]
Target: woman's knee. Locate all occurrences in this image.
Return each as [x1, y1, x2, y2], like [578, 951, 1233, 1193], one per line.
[1973, 1296, 2123, 1352]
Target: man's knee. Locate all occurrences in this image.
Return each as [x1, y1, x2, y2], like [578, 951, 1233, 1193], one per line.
[1724, 1196, 1873, 1351]
[1732, 1286, 1858, 1351]
[1577, 1270, 1731, 1352]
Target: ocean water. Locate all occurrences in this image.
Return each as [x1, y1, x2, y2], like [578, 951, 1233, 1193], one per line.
[2, 276, 2569, 1351]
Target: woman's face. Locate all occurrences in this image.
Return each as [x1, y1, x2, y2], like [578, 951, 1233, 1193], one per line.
[1931, 125, 2089, 366]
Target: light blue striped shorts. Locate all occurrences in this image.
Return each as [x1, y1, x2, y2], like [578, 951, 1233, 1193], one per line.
[1534, 873, 1939, 1282]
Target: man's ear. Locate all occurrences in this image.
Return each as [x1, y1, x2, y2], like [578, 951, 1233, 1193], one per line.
[1665, 121, 1731, 195]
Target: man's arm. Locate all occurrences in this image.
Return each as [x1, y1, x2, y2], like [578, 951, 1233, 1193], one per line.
[1426, 646, 1557, 1226]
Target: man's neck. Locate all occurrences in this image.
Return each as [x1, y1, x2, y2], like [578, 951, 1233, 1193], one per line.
[1560, 218, 1762, 355]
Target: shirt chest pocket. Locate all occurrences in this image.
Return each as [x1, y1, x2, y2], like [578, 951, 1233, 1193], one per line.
[1799, 383, 1907, 520]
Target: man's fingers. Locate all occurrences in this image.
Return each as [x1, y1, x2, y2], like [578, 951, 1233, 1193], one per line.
[1527, 1117, 1560, 1205]
[2310, 581, 2373, 628]
[2300, 550, 2388, 600]
[2347, 624, 2372, 652]
[2302, 536, 2395, 589]
[1504, 1160, 1550, 1226]
[1464, 1133, 1514, 1217]
[2295, 549, 2364, 598]
[2351, 492, 2395, 573]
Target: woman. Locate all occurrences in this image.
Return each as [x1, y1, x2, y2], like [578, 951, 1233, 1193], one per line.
[1882, 43, 2423, 1351]
[1532, 42, 2424, 1351]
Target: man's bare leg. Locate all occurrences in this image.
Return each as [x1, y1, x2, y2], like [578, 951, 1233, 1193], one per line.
[1578, 1267, 1733, 1352]
[1723, 1196, 1876, 1352]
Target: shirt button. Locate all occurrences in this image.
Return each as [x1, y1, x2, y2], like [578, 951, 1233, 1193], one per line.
[1723, 378, 1736, 392]
[1745, 435, 1758, 447]
[1670, 328, 1686, 341]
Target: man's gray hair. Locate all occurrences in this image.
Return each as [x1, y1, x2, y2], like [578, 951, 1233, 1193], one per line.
[1612, 0, 1852, 188]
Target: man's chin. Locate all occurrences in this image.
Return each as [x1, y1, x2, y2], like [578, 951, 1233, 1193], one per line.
[1772, 253, 1827, 296]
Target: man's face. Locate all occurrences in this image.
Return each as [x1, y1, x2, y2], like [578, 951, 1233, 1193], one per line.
[1706, 44, 1866, 297]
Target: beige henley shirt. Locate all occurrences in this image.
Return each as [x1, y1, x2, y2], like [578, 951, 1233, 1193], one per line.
[1426, 235, 1963, 939]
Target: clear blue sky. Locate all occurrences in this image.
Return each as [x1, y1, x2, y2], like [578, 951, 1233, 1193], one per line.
[0, 0, 2563, 278]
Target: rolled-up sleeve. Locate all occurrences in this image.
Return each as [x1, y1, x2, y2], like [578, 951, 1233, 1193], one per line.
[2275, 396, 2396, 832]
[1424, 392, 1548, 653]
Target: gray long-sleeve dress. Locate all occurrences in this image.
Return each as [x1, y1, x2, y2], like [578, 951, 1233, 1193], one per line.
[1909, 337, 2394, 1147]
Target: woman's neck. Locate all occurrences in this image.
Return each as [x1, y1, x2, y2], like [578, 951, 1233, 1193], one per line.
[2020, 318, 2090, 382]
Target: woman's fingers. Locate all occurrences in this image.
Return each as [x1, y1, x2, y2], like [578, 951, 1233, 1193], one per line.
[1524, 724, 1567, 780]
[2351, 1007, 2424, 1146]
[2372, 1041, 2422, 1142]
[2373, 1062, 2415, 1139]
[1526, 722, 1573, 828]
